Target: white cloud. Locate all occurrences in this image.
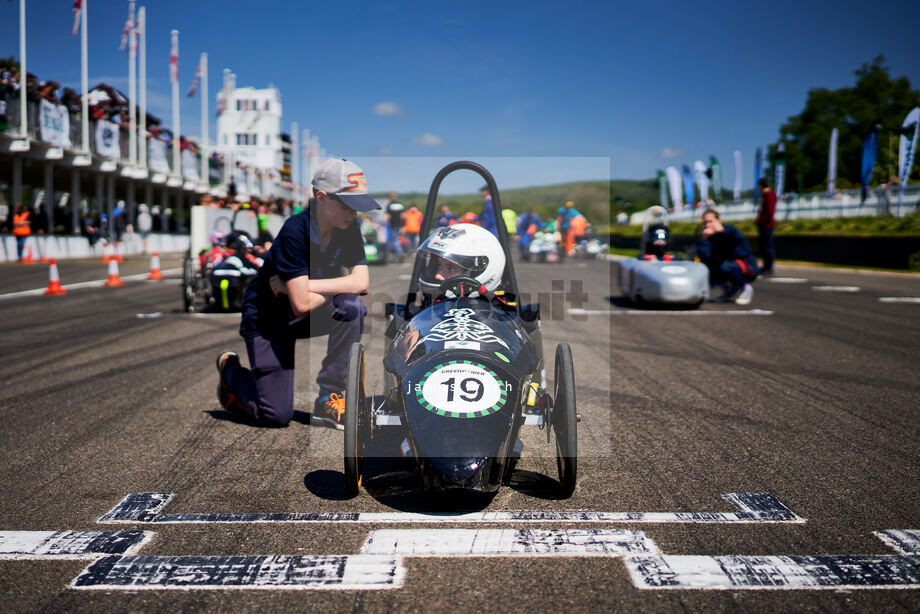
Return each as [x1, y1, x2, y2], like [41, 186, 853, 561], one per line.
[660, 147, 683, 159]
[412, 133, 443, 147]
[372, 102, 406, 116]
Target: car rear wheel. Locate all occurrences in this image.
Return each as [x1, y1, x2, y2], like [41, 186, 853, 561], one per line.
[553, 342, 577, 497]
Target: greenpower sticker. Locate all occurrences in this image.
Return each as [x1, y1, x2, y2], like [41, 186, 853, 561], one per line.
[416, 360, 507, 418]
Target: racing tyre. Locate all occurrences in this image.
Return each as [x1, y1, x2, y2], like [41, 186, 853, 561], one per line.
[344, 342, 369, 497]
[552, 342, 577, 497]
[181, 252, 194, 312]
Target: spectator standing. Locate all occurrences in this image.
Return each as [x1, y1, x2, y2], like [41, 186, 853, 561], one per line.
[697, 208, 758, 305]
[516, 207, 541, 259]
[402, 204, 423, 250]
[216, 159, 379, 428]
[136, 204, 153, 253]
[755, 176, 776, 275]
[385, 191, 404, 260]
[501, 207, 517, 240]
[476, 185, 499, 236]
[435, 204, 457, 227]
[555, 200, 581, 256]
[12, 202, 31, 261]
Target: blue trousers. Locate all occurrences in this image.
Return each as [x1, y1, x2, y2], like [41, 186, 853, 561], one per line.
[708, 259, 758, 292]
[223, 294, 366, 426]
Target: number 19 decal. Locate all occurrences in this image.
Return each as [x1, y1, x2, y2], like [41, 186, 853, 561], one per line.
[418, 361, 507, 418]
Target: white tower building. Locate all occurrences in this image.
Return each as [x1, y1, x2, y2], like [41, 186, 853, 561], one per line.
[215, 73, 284, 186]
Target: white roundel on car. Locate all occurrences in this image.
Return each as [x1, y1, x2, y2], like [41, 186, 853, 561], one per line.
[417, 361, 507, 418]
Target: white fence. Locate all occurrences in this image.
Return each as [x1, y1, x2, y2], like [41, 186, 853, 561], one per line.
[0, 232, 189, 263]
[631, 185, 920, 225]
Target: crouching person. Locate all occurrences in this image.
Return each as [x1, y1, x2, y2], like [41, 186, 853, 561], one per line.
[697, 208, 758, 305]
[216, 159, 380, 428]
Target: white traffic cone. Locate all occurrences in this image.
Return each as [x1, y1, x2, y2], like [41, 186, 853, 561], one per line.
[147, 252, 165, 280]
[44, 258, 67, 295]
[104, 259, 124, 287]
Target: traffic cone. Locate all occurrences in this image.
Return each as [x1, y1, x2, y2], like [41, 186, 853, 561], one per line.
[113, 241, 125, 262]
[21, 242, 36, 264]
[101, 242, 112, 263]
[39, 238, 49, 264]
[44, 258, 67, 295]
[104, 259, 124, 287]
[147, 252, 165, 280]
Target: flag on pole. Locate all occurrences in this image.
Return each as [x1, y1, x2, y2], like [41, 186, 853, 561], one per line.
[119, 1, 135, 52]
[827, 128, 838, 194]
[187, 57, 202, 97]
[170, 34, 179, 83]
[72, 0, 82, 36]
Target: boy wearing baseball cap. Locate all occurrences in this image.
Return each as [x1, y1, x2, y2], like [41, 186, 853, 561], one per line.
[216, 159, 380, 428]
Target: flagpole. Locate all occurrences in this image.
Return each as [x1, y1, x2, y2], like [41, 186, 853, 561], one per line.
[301, 128, 310, 200]
[80, 0, 89, 153]
[200, 52, 208, 189]
[171, 29, 180, 181]
[138, 6, 146, 169]
[128, 3, 137, 166]
[19, 0, 26, 138]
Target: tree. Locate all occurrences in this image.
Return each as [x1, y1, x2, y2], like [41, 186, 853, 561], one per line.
[770, 56, 920, 193]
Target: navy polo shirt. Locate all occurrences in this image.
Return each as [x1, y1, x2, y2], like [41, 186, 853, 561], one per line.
[240, 208, 366, 338]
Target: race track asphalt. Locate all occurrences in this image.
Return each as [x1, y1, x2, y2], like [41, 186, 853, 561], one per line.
[0, 252, 918, 612]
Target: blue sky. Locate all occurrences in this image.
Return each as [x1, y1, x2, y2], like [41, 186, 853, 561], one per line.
[2, 0, 919, 193]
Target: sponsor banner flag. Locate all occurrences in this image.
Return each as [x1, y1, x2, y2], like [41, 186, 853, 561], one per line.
[187, 56, 203, 97]
[181, 149, 200, 182]
[39, 99, 72, 148]
[861, 124, 880, 202]
[119, 1, 135, 52]
[732, 150, 742, 201]
[656, 170, 669, 208]
[899, 107, 920, 197]
[72, 0, 82, 36]
[774, 143, 786, 200]
[148, 139, 170, 174]
[754, 147, 762, 202]
[665, 166, 682, 210]
[693, 160, 709, 203]
[94, 120, 121, 158]
[709, 155, 722, 203]
[681, 164, 695, 209]
[828, 127, 838, 194]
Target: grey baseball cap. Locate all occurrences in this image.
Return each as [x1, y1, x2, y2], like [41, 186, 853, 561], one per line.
[312, 159, 381, 212]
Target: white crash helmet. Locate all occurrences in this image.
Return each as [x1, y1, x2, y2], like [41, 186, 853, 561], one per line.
[418, 223, 505, 297]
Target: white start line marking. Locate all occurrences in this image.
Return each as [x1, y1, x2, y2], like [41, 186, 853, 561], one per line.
[70, 554, 404, 591]
[879, 297, 920, 304]
[0, 530, 152, 560]
[98, 492, 804, 524]
[874, 529, 920, 554]
[361, 528, 658, 557]
[767, 277, 808, 284]
[570, 308, 774, 316]
[812, 285, 861, 292]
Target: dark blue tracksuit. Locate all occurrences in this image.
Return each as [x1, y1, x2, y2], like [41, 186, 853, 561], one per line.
[222, 207, 367, 427]
[696, 225, 759, 292]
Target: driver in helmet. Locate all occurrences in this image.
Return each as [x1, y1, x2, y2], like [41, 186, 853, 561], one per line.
[641, 226, 674, 262]
[417, 223, 506, 300]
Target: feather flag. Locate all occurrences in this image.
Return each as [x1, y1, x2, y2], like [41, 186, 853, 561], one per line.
[656, 170, 669, 208]
[119, 1, 135, 52]
[709, 155, 722, 203]
[665, 166, 682, 211]
[827, 128, 838, 194]
[187, 56, 202, 97]
[693, 160, 709, 203]
[681, 164, 694, 210]
[72, 0, 82, 36]
[754, 147, 762, 202]
[898, 107, 920, 198]
[732, 150, 742, 201]
[774, 143, 786, 200]
[860, 124, 879, 202]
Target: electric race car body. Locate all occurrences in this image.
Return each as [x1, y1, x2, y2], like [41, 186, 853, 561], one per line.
[617, 206, 709, 306]
[342, 161, 577, 497]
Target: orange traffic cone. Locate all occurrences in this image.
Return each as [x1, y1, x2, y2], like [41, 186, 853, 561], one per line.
[21, 241, 36, 264]
[101, 242, 112, 263]
[104, 259, 124, 287]
[44, 258, 67, 295]
[113, 241, 125, 262]
[39, 238, 49, 264]
[147, 252, 165, 280]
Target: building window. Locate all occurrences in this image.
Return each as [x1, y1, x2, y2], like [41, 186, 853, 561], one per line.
[236, 100, 242, 111]
[265, 134, 270, 145]
[264, 101, 270, 112]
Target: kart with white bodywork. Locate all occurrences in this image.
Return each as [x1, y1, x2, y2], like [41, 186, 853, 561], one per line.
[342, 161, 578, 497]
[618, 206, 709, 306]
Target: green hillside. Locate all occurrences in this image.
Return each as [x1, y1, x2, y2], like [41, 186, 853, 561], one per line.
[373, 178, 664, 225]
